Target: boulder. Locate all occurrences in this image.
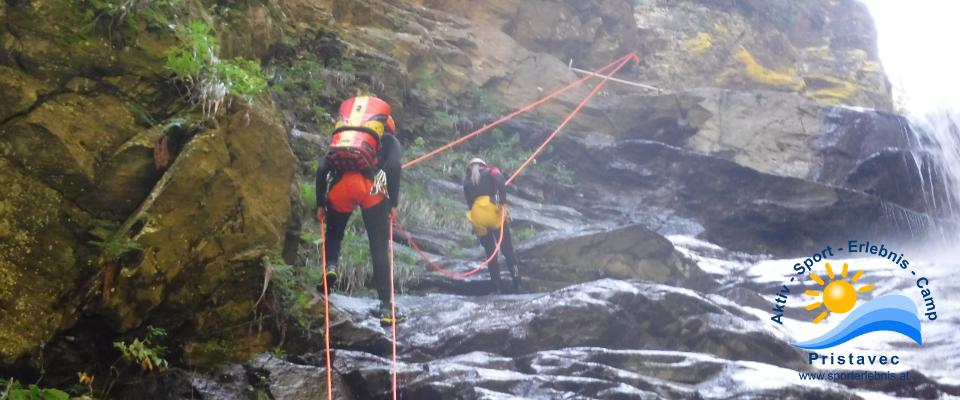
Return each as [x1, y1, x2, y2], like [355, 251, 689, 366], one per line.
[101, 105, 295, 366]
[520, 224, 715, 291]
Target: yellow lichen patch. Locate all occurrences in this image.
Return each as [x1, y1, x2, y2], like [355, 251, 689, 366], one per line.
[713, 22, 729, 34]
[861, 60, 882, 73]
[803, 74, 857, 104]
[684, 32, 713, 54]
[805, 45, 835, 61]
[734, 47, 806, 92]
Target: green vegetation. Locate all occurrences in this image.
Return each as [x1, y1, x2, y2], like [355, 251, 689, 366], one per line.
[166, 20, 267, 106]
[513, 226, 538, 243]
[268, 346, 287, 359]
[429, 111, 459, 131]
[85, 0, 182, 38]
[415, 69, 438, 93]
[298, 181, 317, 210]
[267, 53, 339, 128]
[270, 256, 322, 329]
[113, 326, 169, 372]
[547, 160, 576, 187]
[469, 87, 502, 114]
[399, 179, 470, 234]
[0, 379, 74, 400]
[320, 218, 420, 294]
[88, 220, 141, 261]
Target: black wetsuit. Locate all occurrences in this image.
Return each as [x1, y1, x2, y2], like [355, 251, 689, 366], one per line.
[316, 134, 402, 305]
[462, 166, 519, 291]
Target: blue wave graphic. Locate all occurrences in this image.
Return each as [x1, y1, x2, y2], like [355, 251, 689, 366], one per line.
[793, 295, 922, 350]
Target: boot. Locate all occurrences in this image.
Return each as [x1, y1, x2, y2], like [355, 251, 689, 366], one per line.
[317, 263, 338, 293]
[508, 263, 521, 294]
[376, 302, 407, 326]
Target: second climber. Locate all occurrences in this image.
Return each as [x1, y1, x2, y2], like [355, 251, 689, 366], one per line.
[462, 157, 521, 293]
[315, 95, 404, 325]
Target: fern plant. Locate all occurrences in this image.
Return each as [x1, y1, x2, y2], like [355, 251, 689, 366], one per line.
[165, 20, 267, 115]
[113, 326, 168, 372]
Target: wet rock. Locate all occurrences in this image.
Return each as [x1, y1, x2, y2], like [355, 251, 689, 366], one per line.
[247, 353, 355, 400]
[556, 136, 930, 255]
[331, 348, 857, 399]
[115, 355, 356, 400]
[0, 65, 47, 122]
[331, 279, 803, 370]
[101, 105, 295, 367]
[520, 224, 715, 291]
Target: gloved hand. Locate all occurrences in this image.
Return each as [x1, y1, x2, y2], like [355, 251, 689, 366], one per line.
[390, 207, 399, 221]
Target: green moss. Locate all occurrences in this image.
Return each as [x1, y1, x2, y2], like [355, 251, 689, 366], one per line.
[298, 181, 317, 210]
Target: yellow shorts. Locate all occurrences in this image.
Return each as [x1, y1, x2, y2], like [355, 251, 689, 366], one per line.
[466, 196, 504, 236]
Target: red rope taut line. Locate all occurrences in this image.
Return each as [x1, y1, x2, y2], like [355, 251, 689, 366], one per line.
[507, 53, 639, 184]
[388, 213, 399, 400]
[401, 53, 633, 169]
[395, 52, 639, 278]
[320, 223, 334, 400]
[394, 208, 508, 278]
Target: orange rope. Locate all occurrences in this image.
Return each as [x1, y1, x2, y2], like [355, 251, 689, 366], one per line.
[401, 53, 633, 169]
[388, 213, 399, 400]
[394, 208, 508, 278]
[396, 52, 638, 279]
[508, 53, 639, 184]
[320, 222, 333, 400]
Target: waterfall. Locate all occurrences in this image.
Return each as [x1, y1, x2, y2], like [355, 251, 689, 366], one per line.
[905, 110, 960, 239]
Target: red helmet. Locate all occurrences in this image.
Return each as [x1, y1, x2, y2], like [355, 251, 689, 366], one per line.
[336, 96, 396, 136]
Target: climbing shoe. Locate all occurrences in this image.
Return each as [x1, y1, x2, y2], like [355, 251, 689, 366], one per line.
[316, 264, 338, 293]
[377, 304, 407, 326]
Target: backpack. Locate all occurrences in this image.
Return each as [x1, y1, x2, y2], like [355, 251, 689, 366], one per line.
[327, 125, 381, 171]
[326, 96, 396, 171]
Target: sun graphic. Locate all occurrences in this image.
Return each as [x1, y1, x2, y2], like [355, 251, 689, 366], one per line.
[803, 262, 876, 324]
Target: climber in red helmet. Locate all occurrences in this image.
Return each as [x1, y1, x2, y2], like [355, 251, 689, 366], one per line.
[315, 96, 404, 325]
[463, 157, 521, 293]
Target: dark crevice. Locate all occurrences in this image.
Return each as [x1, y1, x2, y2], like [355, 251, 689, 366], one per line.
[0, 88, 68, 127]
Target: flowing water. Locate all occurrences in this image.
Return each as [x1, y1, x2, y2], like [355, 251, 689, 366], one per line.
[907, 110, 960, 229]
[671, 234, 960, 388]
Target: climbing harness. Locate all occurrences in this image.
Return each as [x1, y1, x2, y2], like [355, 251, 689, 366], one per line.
[319, 52, 639, 400]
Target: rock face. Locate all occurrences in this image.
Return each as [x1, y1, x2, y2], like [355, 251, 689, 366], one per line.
[0, 0, 294, 369]
[520, 224, 715, 291]
[554, 135, 927, 255]
[152, 279, 959, 399]
[632, 0, 891, 110]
